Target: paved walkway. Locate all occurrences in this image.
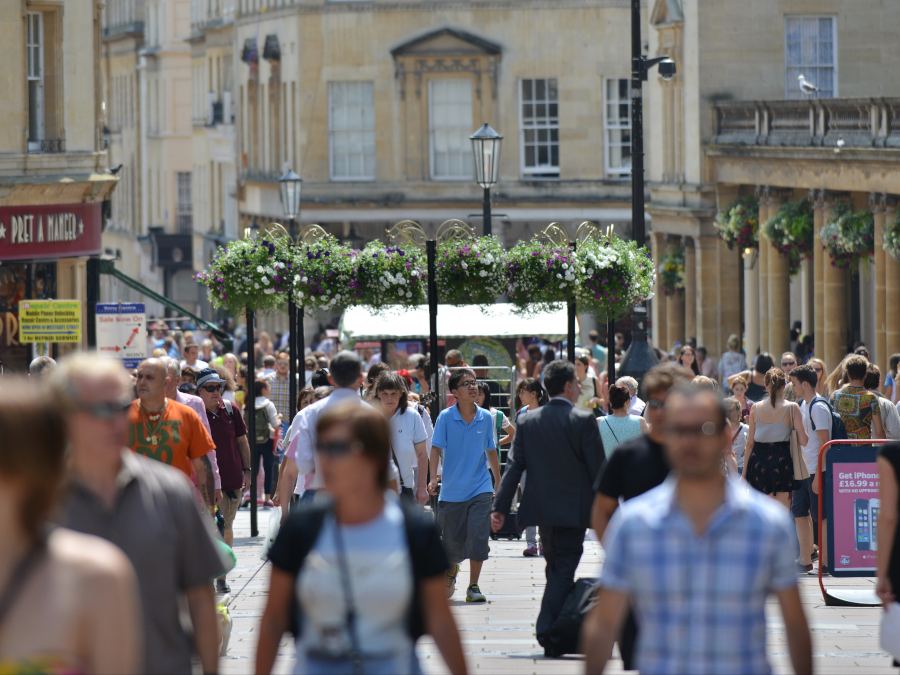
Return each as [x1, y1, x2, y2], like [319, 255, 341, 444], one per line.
[219, 506, 893, 674]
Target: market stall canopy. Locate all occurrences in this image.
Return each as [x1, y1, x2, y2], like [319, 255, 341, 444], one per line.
[339, 304, 569, 342]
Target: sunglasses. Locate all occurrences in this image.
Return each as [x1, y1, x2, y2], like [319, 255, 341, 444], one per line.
[646, 398, 666, 409]
[813, 367, 823, 373]
[78, 399, 132, 420]
[201, 384, 224, 393]
[316, 440, 363, 457]
[781, 361, 796, 367]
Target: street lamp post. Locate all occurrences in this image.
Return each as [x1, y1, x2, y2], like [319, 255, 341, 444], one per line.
[279, 169, 302, 422]
[616, 0, 676, 383]
[470, 123, 502, 237]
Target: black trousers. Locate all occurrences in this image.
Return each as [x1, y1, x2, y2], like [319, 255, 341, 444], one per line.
[535, 525, 585, 649]
[254, 440, 275, 495]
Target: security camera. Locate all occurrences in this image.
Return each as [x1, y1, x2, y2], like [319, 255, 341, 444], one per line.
[658, 58, 677, 81]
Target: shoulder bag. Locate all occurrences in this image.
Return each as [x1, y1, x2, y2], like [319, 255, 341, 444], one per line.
[789, 403, 811, 483]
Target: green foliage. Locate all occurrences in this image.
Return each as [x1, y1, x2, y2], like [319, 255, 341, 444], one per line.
[434, 236, 507, 306]
[762, 199, 814, 276]
[715, 195, 759, 251]
[820, 202, 875, 272]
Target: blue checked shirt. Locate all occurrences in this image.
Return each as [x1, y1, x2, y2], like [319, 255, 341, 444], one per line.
[600, 476, 797, 675]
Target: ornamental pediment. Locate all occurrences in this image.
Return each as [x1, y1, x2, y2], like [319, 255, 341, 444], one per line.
[390, 28, 502, 58]
[650, 0, 683, 27]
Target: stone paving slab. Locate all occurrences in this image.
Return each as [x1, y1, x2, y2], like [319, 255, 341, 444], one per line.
[216, 507, 892, 674]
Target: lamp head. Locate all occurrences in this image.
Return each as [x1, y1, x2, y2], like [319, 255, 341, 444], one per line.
[278, 168, 302, 219]
[470, 123, 503, 189]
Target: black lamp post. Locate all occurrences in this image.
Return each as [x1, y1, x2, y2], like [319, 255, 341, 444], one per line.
[470, 123, 502, 237]
[616, 0, 676, 384]
[245, 220, 261, 535]
[279, 168, 302, 421]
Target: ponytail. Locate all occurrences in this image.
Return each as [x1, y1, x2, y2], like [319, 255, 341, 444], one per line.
[764, 367, 786, 405]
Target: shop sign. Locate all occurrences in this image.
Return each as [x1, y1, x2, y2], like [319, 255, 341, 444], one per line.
[18, 299, 82, 343]
[97, 303, 146, 369]
[826, 444, 880, 576]
[0, 203, 102, 261]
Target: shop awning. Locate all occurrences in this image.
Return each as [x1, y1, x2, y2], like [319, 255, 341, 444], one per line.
[98, 259, 229, 341]
[339, 304, 569, 342]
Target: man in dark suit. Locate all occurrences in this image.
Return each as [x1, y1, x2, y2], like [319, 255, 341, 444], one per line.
[491, 359, 605, 656]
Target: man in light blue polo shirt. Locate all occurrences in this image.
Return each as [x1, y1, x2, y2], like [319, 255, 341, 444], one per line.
[428, 367, 500, 603]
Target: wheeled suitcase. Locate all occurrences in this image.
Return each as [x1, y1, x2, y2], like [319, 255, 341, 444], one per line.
[544, 578, 599, 655]
[489, 510, 523, 540]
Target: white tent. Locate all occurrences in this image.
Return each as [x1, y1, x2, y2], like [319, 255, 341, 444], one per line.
[339, 304, 569, 342]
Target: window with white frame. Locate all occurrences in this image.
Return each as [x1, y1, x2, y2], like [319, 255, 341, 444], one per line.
[429, 79, 473, 180]
[604, 78, 631, 177]
[176, 172, 192, 233]
[519, 78, 558, 178]
[27, 12, 44, 150]
[785, 16, 836, 99]
[328, 81, 376, 181]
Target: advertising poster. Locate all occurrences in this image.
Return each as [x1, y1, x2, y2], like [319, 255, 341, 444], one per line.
[827, 445, 880, 576]
[96, 303, 146, 369]
[18, 300, 82, 343]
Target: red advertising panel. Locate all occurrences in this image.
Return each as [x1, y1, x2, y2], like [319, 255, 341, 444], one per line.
[0, 202, 102, 262]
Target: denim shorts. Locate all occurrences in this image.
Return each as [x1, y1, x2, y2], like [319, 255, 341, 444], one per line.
[791, 475, 826, 520]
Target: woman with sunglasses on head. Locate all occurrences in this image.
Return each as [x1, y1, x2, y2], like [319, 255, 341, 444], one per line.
[807, 358, 827, 397]
[0, 379, 142, 674]
[375, 373, 430, 506]
[257, 403, 467, 675]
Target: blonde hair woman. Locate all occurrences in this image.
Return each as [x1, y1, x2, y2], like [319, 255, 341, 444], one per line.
[742, 368, 808, 509]
[807, 357, 827, 396]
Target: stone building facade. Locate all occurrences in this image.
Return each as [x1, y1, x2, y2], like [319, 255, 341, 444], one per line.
[0, 0, 117, 369]
[645, 0, 900, 371]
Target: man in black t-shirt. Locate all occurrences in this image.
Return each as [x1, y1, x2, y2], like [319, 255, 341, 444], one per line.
[591, 363, 692, 670]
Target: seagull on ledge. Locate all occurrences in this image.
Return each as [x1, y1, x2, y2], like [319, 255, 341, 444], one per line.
[106, 164, 123, 176]
[798, 74, 820, 97]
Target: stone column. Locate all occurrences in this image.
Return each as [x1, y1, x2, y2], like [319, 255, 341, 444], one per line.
[812, 190, 826, 359]
[650, 231, 668, 353]
[666, 289, 685, 351]
[873, 192, 888, 371]
[886, 200, 900, 364]
[695, 235, 722, 355]
[823, 200, 849, 369]
[684, 238, 697, 342]
[757, 188, 770, 353]
[767, 195, 792, 356]
[744, 247, 760, 362]
[718, 237, 743, 361]
[800, 258, 814, 336]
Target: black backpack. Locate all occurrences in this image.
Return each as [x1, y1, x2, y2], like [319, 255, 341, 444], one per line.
[810, 396, 848, 442]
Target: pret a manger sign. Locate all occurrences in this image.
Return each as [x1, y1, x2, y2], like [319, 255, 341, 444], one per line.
[0, 203, 102, 261]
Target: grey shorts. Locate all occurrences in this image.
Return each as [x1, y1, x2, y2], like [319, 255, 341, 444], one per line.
[438, 492, 492, 563]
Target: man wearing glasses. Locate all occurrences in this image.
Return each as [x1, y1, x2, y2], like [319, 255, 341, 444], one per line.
[428, 368, 499, 603]
[589, 363, 692, 670]
[54, 353, 226, 675]
[196, 368, 252, 593]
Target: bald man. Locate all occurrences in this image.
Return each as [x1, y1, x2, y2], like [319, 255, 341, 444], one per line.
[128, 358, 217, 512]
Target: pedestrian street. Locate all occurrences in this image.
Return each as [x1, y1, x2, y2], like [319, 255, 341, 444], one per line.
[220, 506, 893, 675]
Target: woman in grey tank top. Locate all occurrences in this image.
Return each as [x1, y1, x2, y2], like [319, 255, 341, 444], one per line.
[742, 368, 808, 509]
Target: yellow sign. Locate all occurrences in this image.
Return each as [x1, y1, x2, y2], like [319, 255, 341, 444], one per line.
[18, 300, 82, 343]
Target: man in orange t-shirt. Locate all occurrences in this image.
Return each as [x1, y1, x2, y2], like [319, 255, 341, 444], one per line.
[128, 358, 217, 511]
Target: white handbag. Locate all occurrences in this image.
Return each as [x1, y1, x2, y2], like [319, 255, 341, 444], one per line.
[880, 601, 900, 661]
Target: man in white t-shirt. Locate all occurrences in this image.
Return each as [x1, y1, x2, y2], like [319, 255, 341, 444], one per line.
[790, 364, 831, 573]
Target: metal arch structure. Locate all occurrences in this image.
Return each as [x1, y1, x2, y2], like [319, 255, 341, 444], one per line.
[435, 219, 476, 244]
[537, 222, 581, 362]
[387, 220, 427, 251]
[538, 222, 571, 247]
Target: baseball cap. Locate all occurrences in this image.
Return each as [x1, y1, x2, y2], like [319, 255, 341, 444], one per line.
[195, 367, 225, 389]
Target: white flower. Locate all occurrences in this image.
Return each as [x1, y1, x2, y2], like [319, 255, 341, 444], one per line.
[562, 263, 568, 270]
[587, 268, 594, 276]
[411, 270, 419, 277]
[406, 291, 413, 298]
[461, 262, 468, 269]
[302, 276, 308, 283]
[556, 273, 563, 279]
[261, 277, 269, 285]
[480, 270, 488, 277]
[254, 283, 260, 290]
[257, 265, 264, 273]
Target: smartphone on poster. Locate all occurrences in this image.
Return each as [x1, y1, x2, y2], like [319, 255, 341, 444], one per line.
[870, 498, 881, 552]
[855, 498, 871, 551]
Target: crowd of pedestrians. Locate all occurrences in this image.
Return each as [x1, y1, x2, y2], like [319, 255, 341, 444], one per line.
[9, 318, 900, 675]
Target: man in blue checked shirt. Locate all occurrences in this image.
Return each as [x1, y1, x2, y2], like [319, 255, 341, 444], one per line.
[583, 385, 812, 675]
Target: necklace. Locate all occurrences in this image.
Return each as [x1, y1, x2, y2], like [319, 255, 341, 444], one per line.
[140, 399, 167, 446]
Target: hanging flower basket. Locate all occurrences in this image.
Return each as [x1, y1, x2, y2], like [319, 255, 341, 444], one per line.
[884, 211, 900, 263]
[657, 246, 685, 296]
[820, 202, 875, 271]
[351, 240, 427, 310]
[575, 237, 655, 322]
[290, 234, 356, 312]
[195, 237, 292, 314]
[435, 235, 507, 306]
[505, 238, 577, 314]
[762, 199, 814, 276]
[715, 195, 759, 251]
